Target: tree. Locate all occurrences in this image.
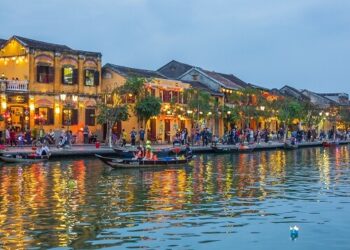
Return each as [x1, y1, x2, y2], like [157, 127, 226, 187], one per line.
[226, 87, 268, 129]
[135, 95, 162, 128]
[277, 98, 304, 141]
[96, 101, 129, 147]
[339, 107, 350, 129]
[185, 88, 213, 127]
[117, 76, 161, 137]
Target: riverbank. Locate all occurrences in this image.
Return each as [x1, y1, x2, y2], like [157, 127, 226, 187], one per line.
[0, 140, 349, 159]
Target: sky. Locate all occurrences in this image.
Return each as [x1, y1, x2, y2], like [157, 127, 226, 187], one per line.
[1, 0, 350, 93]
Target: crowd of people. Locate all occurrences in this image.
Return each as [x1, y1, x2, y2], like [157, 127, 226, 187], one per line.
[0, 126, 94, 147]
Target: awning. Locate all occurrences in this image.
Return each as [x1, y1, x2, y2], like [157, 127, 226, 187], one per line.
[35, 98, 53, 107]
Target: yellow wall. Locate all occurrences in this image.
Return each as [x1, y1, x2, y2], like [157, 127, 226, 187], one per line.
[0, 37, 102, 138]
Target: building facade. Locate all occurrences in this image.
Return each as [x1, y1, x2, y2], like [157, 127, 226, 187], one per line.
[102, 63, 191, 143]
[0, 36, 101, 140]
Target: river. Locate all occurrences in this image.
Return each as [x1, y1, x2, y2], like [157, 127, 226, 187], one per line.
[0, 146, 350, 249]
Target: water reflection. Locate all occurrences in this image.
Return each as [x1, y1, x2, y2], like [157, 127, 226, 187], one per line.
[0, 146, 349, 249]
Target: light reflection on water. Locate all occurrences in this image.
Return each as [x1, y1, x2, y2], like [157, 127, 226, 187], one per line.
[0, 147, 350, 249]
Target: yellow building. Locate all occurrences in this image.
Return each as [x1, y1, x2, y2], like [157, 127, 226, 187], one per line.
[102, 63, 192, 143]
[0, 36, 101, 140]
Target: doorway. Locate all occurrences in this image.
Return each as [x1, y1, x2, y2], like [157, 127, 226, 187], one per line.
[164, 119, 171, 143]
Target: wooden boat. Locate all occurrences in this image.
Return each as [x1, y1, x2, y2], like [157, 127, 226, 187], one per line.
[95, 154, 192, 169]
[284, 142, 298, 150]
[211, 145, 238, 153]
[237, 144, 256, 153]
[113, 146, 184, 158]
[0, 153, 50, 163]
[322, 141, 339, 147]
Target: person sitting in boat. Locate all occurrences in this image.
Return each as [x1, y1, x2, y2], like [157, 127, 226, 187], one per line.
[143, 144, 158, 160]
[133, 146, 144, 160]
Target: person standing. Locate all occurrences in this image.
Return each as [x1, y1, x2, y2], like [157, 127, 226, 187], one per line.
[130, 127, 137, 146]
[9, 128, 16, 147]
[121, 129, 127, 147]
[5, 127, 10, 145]
[83, 125, 89, 144]
[139, 127, 145, 145]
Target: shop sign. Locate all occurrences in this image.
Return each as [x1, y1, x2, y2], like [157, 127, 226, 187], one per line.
[7, 94, 28, 104]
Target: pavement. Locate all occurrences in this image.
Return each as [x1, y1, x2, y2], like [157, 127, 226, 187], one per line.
[0, 140, 349, 158]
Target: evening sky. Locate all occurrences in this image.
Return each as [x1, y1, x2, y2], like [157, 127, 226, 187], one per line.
[1, 0, 349, 93]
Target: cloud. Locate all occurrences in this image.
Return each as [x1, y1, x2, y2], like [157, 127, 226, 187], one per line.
[1, 0, 350, 93]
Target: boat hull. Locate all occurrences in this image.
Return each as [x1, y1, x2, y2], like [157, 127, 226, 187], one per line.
[95, 154, 191, 169]
[0, 154, 50, 163]
[284, 142, 298, 150]
[113, 147, 184, 158]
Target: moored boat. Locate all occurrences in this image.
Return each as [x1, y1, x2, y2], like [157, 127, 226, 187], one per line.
[237, 144, 256, 153]
[113, 146, 184, 158]
[284, 142, 298, 150]
[322, 141, 339, 147]
[95, 154, 192, 169]
[211, 145, 238, 153]
[0, 153, 50, 163]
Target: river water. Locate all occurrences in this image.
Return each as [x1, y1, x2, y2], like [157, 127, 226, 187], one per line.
[0, 146, 350, 249]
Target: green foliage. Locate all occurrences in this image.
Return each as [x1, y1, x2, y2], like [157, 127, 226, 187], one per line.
[277, 99, 304, 125]
[118, 76, 146, 100]
[226, 87, 269, 126]
[0, 114, 3, 122]
[185, 88, 213, 119]
[96, 103, 129, 127]
[339, 107, 350, 127]
[135, 95, 162, 123]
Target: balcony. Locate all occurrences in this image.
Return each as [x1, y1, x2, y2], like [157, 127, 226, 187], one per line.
[0, 80, 29, 92]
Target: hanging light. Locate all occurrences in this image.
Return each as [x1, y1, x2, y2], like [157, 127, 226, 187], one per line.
[60, 93, 66, 101]
[72, 95, 78, 102]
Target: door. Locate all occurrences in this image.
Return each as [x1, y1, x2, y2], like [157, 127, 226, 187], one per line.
[164, 119, 171, 143]
[150, 118, 157, 141]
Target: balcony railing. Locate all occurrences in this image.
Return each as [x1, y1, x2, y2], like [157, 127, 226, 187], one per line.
[0, 80, 29, 92]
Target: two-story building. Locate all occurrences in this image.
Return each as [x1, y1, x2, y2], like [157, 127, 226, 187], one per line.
[0, 36, 101, 139]
[102, 63, 191, 143]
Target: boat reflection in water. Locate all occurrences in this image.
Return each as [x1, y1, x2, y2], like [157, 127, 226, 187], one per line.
[0, 146, 349, 249]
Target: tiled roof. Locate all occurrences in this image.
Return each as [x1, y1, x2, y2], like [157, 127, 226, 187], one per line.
[0, 38, 7, 47]
[202, 69, 243, 90]
[280, 85, 310, 101]
[217, 72, 248, 88]
[2, 36, 102, 57]
[157, 60, 247, 90]
[157, 60, 193, 79]
[182, 80, 223, 96]
[104, 63, 167, 79]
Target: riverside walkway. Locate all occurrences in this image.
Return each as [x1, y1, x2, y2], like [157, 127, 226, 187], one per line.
[0, 140, 349, 159]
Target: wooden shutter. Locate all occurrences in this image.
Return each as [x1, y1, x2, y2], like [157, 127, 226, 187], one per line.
[48, 67, 55, 83]
[34, 108, 39, 125]
[61, 68, 65, 84]
[71, 109, 78, 125]
[83, 69, 87, 85]
[73, 69, 78, 84]
[85, 109, 95, 126]
[94, 70, 100, 86]
[36, 66, 41, 82]
[47, 108, 54, 125]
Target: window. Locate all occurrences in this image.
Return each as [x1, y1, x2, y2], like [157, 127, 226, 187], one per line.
[37, 65, 54, 83]
[34, 107, 54, 125]
[84, 69, 99, 86]
[172, 91, 179, 103]
[85, 109, 95, 126]
[62, 109, 78, 126]
[62, 66, 78, 84]
[163, 90, 171, 102]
